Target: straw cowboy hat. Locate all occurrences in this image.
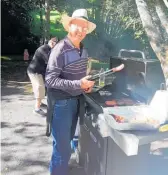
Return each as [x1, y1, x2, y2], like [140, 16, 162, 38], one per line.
[61, 9, 96, 34]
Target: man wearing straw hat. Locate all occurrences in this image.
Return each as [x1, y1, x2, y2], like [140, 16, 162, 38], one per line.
[45, 9, 96, 175]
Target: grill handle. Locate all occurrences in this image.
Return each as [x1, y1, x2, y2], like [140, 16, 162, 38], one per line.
[118, 49, 146, 60]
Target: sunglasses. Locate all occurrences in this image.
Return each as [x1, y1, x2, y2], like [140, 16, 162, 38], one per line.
[70, 24, 88, 33]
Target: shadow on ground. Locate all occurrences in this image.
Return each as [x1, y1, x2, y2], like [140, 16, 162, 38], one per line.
[1, 81, 33, 98]
[1, 61, 30, 83]
[1, 62, 86, 175]
[1, 61, 33, 98]
[1, 121, 51, 175]
[1, 121, 86, 175]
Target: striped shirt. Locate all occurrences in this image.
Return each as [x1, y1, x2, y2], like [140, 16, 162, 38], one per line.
[45, 37, 88, 96]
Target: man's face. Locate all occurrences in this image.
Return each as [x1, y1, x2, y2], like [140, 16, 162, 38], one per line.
[69, 19, 88, 42]
[51, 41, 57, 48]
[48, 41, 56, 48]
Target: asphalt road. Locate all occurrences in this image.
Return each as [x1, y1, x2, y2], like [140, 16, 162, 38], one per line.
[1, 80, 85, 175]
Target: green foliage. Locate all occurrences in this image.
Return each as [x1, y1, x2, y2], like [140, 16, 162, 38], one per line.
[59, 0, 158, 59]
[87, 0, 97, 3]
[3, 0, 162, 58]
[30, 10, 67, 39]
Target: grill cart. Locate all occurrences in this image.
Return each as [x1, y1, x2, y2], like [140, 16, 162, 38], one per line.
[78, 50, 168, 175]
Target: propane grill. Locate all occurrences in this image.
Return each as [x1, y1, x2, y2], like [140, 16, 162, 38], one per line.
[78, 50, 167, 175]
[84, 49, 166, 130]
[109, 49, 165, 103]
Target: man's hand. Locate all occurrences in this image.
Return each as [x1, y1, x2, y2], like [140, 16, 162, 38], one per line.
[80, 76, 95, 90]
[84, 87, 93, 93]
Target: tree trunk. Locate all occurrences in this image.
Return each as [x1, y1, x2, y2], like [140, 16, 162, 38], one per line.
[39, 0, 44, 45]
[135, 0, 168, 88]
[44, 0, 50, 42]
[163, 0, 168, 8]
[156, 0, 168, 35]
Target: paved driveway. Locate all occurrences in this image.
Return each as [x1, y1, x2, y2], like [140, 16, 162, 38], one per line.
[1, 79, 85, 175]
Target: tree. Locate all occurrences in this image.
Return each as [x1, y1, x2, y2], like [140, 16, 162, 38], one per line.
[39, 0, 45, 44]
[44, 0, 51, 41]
[163, 0, 168, 8]
[155, 0, 168, 35]
[135, 0, 168, 88]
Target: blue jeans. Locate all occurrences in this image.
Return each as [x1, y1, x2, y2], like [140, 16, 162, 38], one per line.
[49, 99, 78, 175]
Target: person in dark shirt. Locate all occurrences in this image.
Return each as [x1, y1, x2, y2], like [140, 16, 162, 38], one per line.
[45, 9, 96, 175]
[27, 37, 58, 115]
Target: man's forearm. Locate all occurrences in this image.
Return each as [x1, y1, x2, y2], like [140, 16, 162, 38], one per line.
[45, 76, 81, 90]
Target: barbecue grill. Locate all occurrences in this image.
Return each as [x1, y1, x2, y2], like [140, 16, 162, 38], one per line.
[78, 49, 168, 175]
[84, 49, 166, 130]
[110, 49, 165, 103]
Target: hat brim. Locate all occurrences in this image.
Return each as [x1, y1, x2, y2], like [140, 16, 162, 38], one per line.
[61, 14, 96, 34]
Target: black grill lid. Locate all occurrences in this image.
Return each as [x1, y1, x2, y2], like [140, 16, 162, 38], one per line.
[110, 49, 165, 103]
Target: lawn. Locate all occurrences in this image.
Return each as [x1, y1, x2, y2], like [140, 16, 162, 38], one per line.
[30, 10, 67, 39]
[1, 10, 110, 70]
[1, 55, 25, 61]
[1, 10, 67, 61]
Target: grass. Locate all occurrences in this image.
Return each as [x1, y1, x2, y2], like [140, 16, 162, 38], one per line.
[1, 56, 12, 61]
[1, 55, 26, 61]
[30, 10, 67, 39]
[88, 58, 109, 70]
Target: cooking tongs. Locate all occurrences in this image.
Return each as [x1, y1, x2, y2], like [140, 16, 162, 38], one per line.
[87, 64, 125, 81]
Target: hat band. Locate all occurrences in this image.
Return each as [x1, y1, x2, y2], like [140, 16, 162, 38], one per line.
[73, 16, 88, 20]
